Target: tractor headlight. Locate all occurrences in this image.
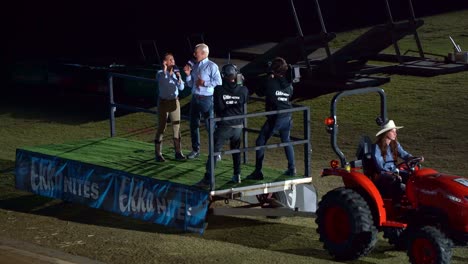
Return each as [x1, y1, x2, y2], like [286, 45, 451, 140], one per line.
[447, 194, 462, 203]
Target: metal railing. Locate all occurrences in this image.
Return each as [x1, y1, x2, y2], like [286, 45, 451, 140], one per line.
[206, 103, 311, 191]
[108, 72, 158, 137]
[108, 72, 312, 191]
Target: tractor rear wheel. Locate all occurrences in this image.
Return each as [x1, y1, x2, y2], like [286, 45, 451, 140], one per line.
[407, 226, 452, 264]
[316, 187, 378, 260]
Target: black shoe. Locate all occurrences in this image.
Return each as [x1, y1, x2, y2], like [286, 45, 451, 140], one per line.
[283, 168, 297, 176]
[175, 152, 186, 161]
[230, 174, 241, 184]
[155, 154, 166, 162]
[187, 151, 200, 159]
[246, 171, 264, 180]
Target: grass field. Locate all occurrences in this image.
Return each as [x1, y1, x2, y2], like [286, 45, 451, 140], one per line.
[1, 9, 468, 264]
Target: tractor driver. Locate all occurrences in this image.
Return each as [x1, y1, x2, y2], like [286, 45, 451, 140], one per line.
[374, 120, 424, 205]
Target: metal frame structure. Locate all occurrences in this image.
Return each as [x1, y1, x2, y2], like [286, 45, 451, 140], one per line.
[294, 0, 334, 72]
[383, 0, 424, 62]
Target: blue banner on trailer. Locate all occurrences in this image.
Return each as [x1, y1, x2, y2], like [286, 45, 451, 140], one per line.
[15, 149, 210, 234]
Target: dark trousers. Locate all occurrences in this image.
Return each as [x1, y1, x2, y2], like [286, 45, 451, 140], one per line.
[189, 95, 213, 152]
[376, 173, 406, 203]
[255, 116, 295, 172]
[205, 126, 242, 179]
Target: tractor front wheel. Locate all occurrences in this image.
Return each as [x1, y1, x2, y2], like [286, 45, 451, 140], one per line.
[316, 187, 378, 260]
[407, 226, 452, 264]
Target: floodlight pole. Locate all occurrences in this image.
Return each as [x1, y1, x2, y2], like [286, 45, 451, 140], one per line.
[315, 0, 327, 34]
[289, 0, 310, 70]
[289, 0, 304, 37]
[408, 0, 424, 58]
[313, 0, 334, 75]
[384, 0, 403, 63]
[152, 40, 162, 65]
[139, 42, 146, 62]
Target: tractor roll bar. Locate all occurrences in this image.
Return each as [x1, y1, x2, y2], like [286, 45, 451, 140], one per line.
[329, 87, 387, 167]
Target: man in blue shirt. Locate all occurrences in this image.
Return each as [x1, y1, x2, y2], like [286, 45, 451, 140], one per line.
[183, 43, 222, 159]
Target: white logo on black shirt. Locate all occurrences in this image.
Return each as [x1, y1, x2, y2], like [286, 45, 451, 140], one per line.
[223, 94, 241, 105]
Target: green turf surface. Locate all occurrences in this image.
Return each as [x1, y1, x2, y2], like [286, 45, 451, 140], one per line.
[20, 137, 306, 190]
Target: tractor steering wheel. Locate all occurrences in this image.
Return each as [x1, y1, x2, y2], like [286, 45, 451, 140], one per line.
[396, 156, 424, 172]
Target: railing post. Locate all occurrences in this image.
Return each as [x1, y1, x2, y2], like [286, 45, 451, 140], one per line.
[242, 102, 248, 164]
[108, 74, 116, 137]
[208, 117, 215, 191]
[303, 108, 311, 177]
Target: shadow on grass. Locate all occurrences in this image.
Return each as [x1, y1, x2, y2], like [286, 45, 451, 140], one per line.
[0, 160, 15, 174]
[0, 159, 406, 263]
[0, 193, 188, 235]
[0, 186, 401, 263]
[202, 213, 402, 263]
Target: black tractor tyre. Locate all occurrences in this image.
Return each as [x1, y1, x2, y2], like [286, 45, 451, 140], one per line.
[383, 227, 407, 250]
[407, 226, 452, 264]
[316, 187, 378, 261]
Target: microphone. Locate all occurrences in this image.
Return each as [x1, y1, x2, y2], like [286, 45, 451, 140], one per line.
[173, 65, 180, 80]
[186, 59, 195, 68]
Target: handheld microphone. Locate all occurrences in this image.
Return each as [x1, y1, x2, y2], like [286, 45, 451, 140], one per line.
[173, 65, 180, 80]
[186, 59, 195, 68]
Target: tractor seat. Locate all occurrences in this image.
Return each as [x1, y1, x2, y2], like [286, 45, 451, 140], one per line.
[355, 135, 379, 180]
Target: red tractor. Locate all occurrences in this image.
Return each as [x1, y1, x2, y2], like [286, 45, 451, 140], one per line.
[316, 87, 468, 264]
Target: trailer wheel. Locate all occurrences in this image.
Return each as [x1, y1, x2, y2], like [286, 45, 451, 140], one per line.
[407, 226, 452, 264]
[273, 188, 295, 209]
[383, 227, 407, 250]
[316, 187, 377, 260]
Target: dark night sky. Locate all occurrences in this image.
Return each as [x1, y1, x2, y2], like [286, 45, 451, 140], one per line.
[5, 0, 468, 63]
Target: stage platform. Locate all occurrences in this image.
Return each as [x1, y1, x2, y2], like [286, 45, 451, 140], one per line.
[15, 137, 313, 233]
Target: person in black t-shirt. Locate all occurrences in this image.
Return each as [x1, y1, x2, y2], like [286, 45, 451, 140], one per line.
[247, 57, 296, 180]
[195, 64, 249, 188]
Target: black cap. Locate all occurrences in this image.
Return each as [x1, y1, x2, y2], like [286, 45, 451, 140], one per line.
[221, 64, 238, 78]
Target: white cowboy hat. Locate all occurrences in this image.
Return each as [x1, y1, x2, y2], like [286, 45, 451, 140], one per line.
[376, 120, 403, 136]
